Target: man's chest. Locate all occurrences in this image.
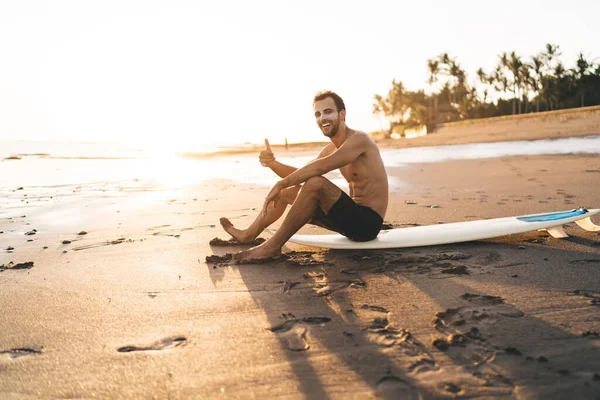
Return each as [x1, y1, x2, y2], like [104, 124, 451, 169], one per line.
[339, 163, 362, 183]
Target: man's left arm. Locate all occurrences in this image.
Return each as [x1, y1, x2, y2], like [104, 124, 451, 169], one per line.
[279, 134, 367, 189]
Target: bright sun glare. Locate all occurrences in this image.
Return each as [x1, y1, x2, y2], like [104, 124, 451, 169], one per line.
[0, 1, 598, 152]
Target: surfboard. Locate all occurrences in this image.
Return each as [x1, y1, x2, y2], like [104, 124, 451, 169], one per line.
[284, 208, 600, 250]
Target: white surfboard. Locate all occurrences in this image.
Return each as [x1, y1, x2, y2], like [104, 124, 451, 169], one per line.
[284, 208, 600, 250]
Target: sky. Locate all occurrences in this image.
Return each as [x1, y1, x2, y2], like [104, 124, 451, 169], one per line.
[1, 0, 599, 152]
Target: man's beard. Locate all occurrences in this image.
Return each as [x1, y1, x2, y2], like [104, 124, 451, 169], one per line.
[321, 121, 339, 137]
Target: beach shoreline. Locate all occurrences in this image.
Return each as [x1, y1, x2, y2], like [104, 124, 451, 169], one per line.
[181, 105, 600, 159]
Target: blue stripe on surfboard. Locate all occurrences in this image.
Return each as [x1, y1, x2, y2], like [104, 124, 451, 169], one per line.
[516, 209, 586, 223]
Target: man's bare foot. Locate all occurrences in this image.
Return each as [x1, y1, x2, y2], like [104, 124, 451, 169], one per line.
[233, 242, 282, 264]
[219, 217, 255, 244]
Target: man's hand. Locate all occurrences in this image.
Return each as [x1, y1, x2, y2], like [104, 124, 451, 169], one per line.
[262, 181, 283, 216]
[259, 139, 276, 167]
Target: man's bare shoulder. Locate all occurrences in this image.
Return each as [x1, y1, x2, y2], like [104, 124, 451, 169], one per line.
[322, 142, 336, 151]
[347, 131, 377, 147]
[354, 130, 376, 141]
[317, 142, 336, 158]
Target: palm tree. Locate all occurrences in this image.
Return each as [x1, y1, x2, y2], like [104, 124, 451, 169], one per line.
[476, 67, 486, 83]
[374, 44, 600, 131]
[572, 52, 594, 107]
[499, 52, 509, 71]
[520, 63, 532, 113]
[439, 52, 451, 67]
[451, 61, 467, 86]
[575, 52, 593, 75]
[541, 44, 562, 110]
[555, 62, 565, 77]
[476, 67, 489, 103]
[552, 62, 566, 109]
[497, 52, 518, 114]
[427, 58, 440, 123]
[449, 60, 467, 108]
[491, 64, 509, 101]
[427, 59, 440, 91]
[508, 52, 524, 114]
[543, 43, 562, 71]
[373, 94, 389, 116]
[431, 53, 467, 116]
[389, 79, 407, 118]
[436, 52, 453, 90]
[529, 55, 544, 112]
[373, 80, 412, 135]
[404, 90, 429, 127]
[373, 94, 393, 138]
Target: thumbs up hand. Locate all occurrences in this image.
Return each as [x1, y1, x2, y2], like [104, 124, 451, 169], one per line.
[259, 138, 276, 167]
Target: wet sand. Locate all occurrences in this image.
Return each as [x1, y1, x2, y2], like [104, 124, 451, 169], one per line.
[1, 132, 600, 398]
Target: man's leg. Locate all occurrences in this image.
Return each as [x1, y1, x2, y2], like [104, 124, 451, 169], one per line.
[220, 185, 301, 243]
[233, 176, 342, 263]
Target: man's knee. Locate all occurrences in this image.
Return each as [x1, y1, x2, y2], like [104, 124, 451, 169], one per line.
[281, 186, 301, 205]
[303, 176, 329, 192]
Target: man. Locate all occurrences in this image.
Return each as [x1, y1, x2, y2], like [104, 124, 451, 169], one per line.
[220, 90, 389, 263]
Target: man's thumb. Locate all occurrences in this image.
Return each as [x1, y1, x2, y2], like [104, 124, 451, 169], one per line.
[264, 138, 272, 152]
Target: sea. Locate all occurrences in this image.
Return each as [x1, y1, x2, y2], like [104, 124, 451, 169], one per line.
[1, 136, 600, 189]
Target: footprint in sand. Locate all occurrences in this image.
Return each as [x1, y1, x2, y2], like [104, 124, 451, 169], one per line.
[349, 305, 437, 374]
[0, 261, 34, 271]
[0, 346, 44, 359]
[300, 267, 366, 297]
[570, 289, 600, 306]
[209, 237, 266, 246]
[151, 227, 196, 237]
[205, 251, 333, 268]
[311, 277, 367, 298]
[73, 237, 135, 251]
[377, 251, 473, 277]
[570, 259, 600, 265]
[459, 293, 525, 318]
[376, 375, 422, 399]
[205, 253, 234, 267]
[117, 336, 187, 353]
[286, 251, 333, 267]
[268, 317, 331, 352]
[431, 293, 525, 378]
[434, 294, 524, 343]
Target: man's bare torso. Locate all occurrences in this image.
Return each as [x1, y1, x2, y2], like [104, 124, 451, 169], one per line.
[320, 131, 388, 219]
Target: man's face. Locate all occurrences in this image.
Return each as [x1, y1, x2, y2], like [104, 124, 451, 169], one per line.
[313, 97, 344, 138]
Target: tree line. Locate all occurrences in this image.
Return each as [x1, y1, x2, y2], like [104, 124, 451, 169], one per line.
[373, 44, 600, 135]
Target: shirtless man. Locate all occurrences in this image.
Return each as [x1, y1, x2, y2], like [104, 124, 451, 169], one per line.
[220, 90, 389, 263]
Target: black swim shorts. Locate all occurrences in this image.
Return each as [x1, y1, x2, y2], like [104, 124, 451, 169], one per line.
[310, 191, 383, 242]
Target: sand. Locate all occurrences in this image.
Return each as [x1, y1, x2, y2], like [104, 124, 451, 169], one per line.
[1, 122, 600, 398]
[395, 104, 600, 148]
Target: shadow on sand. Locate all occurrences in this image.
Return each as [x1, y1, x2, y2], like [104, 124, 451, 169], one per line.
[207, 227, 600, 399]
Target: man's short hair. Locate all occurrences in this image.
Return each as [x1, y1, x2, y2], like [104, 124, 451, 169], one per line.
[313, 90, 346, 112]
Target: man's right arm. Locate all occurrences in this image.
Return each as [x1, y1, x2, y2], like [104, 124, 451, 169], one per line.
[261, 140, 332, 179]
[268, 161, 297, 179]
[260, 139, 297, 178]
